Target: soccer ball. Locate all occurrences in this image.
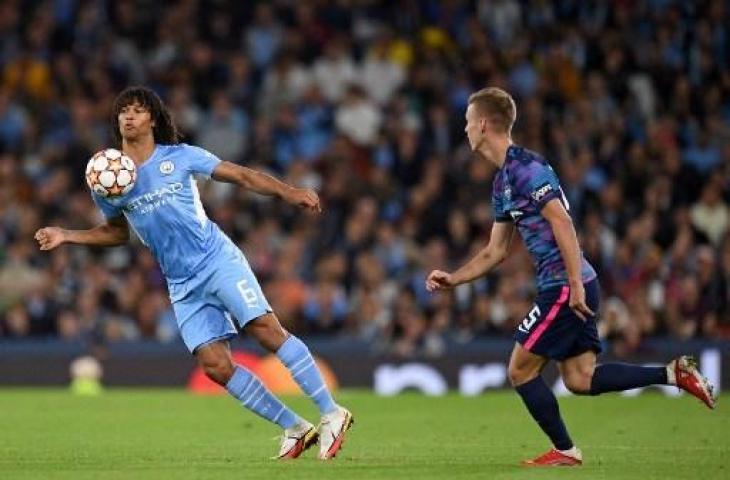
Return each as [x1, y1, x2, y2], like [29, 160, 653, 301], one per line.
[85, 148, 137, 197]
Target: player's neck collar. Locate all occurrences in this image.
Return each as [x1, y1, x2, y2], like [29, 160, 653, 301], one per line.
[135, 144, 161, 170]
[497, 143, 518, 169]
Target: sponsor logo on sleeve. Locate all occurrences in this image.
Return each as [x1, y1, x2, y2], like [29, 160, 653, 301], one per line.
[531, 183, 553, 202]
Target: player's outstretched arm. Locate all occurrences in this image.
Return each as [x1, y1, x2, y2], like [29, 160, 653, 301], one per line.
[541, 198, 594, 320]
[426, 221, 514, 291]
[34, 216, 130, 250]
[212, 161, 321, 213]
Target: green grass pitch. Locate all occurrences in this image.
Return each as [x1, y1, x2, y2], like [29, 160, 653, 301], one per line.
[0, 389, 726, 479]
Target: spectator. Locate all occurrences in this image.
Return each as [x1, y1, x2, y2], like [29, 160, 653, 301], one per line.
[691, 180, 729, 246]
[311, 38, 357, 104]
[334, 85, 382, 147]
[197, 91, 249, 163]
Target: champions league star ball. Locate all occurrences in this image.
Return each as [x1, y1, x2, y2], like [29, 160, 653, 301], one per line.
[85, 148, 137, 197]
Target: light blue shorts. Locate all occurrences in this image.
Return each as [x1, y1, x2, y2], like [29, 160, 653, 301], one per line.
[169, 245, 272, 353]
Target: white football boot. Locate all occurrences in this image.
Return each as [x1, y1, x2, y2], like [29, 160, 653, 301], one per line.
[275, 420, 318, 460]
[318, 406, 354, 460]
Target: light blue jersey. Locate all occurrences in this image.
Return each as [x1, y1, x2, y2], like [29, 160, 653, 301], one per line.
[92, 143, 272, 352]
[93, 143, 225, 285]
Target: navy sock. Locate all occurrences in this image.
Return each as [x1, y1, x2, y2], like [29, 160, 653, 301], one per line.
[589, 363, 668, 395]
[515, 376, 573, 451]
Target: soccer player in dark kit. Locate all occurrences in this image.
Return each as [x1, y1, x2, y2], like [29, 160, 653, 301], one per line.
[426, 87, 715, 467]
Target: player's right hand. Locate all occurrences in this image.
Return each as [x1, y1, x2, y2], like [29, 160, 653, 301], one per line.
[287, 188, 322, 213]
[34, 227, 66, 251]
[426, 270, 456, 291]
[568, 282, 594, 321]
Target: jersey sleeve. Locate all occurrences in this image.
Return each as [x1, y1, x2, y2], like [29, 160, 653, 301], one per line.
[524, 161, 562, 210]
[491, 188, 511, 223]
[91, 192, 123, 219]
[183, 144, 222, 178]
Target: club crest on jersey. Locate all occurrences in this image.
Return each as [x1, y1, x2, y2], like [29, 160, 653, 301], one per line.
[160, 160, 175, 175]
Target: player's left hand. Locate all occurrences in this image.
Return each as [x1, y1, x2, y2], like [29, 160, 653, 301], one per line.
[569, 282, 594, 321]
[287, 188, 322, 213]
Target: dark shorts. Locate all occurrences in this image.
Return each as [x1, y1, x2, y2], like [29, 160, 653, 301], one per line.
[513, 279, 602, 361]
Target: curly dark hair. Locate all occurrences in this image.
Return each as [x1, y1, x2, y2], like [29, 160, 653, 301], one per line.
[111, 86, 181, 145]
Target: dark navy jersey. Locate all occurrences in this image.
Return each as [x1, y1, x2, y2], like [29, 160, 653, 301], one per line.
[492, 145, 597, 290]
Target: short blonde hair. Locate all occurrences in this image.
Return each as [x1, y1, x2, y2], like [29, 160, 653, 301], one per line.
[468, 87, 516, 133]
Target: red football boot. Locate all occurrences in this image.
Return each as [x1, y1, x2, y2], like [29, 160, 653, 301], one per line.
[522, 447, 583, 467]
[670, 356, 716, 409]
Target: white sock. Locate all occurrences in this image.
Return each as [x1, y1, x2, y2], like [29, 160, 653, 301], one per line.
[559, 446, 581, 459]
[286, 420, 313, 434]
[666, 363, 676, 385]
[322, 405, 342, 420]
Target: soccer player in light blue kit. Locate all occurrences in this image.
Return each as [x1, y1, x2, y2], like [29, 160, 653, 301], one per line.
[35, 86, 353, 460]
[426, 87, 715, 467]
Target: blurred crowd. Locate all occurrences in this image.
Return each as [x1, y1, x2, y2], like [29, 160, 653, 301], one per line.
[1, 0, 729, 358]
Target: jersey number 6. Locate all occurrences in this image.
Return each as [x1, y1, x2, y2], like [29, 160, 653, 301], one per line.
[237, 279, 260, 308]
